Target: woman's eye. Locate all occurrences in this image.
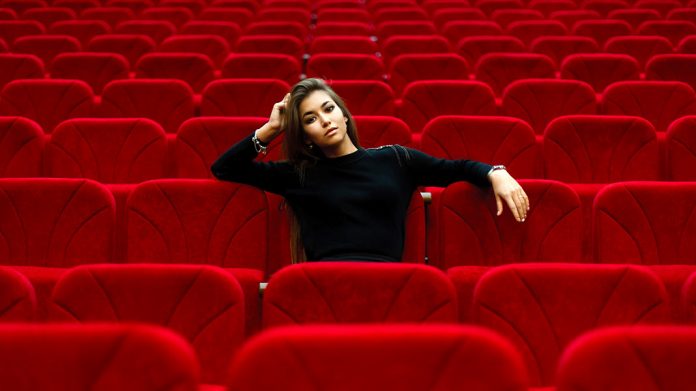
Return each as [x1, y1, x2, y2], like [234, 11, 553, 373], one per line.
[305, 117, 316, 124]
[326, 105, 334, 112]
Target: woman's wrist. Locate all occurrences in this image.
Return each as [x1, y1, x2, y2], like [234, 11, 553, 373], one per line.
[254, 122, 279, 144]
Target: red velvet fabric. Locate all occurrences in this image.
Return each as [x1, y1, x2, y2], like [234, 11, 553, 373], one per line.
[447, 266, 491, 322]
[99, 79, 195, 133]
[0, 116, 43, 177]
[12, 34, 80, 65]
[530, 36, 600, 67]
[649, 265, 696, 322]
[200, 78, 290, 117]
[0, 178, 114, 266]
[245, 21, 307, 40]
[561, 53, 641, 93]
[550, 10, 602, 30]
[376, 21, 436, 40]
[557, 326, 696, 391]
[309, 35, 378, 55]
[180, 21, 240, 48]
[380, 35, 451, 66]
[434, 10, 487, 32]
[605, 36, 673, 71]
[222, 53, 301, 85]
[0, 53, 44, 90]
[473, 263, 670, 386]
[85, 34, 156, 67]
[80, 7, 134, 29]
[429, 180, 582, 268]
[0, 79, 94, 133]
[306, 53, 386, 81]
[50, 264, 243, 384]
[263, 263, 457, 327]
[0, 20, 45, 43]
[442, 21, 503, 44]
[352, 116, 412, 147]
[45, 118, 167, 183]
[235, 35, 304, 60]
[646, 53, 696, 93]
[51, 52, 129, 94]
[328, 80, 396, 116]
[125, 179, 269, 271]
[198, 8, 253, 27]
[11, 266, 65, 321]
[140, 6, 193, 27]
[666, 115, 696, 180]
[593, 182, 696, 264]
[135, 53, 216, 93]
[493, 9, 544, 29]
[572, 19, 632, 46]
[638, 20, 696, 46]
[502, 79, 597, 134]
[228, 325, 529, 391]
[475, 53, 556, 96]
[398, 80, 497, 133]
[388, 53, 469, 96]
[0, 323, 199, 390]
[507, 20, 568, 45]
[457, 36, 526, 67]
[113, 20, 176, 43]
[48, 20, 110, 47]
[0, 266, 35, 321]
[21, 7, 76, 28]
[608, 8, 661, 29]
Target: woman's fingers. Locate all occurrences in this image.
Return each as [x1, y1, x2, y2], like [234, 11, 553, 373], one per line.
[503, 193, 521, 222]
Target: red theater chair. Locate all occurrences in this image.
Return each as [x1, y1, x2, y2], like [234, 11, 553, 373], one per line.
[561, 53, 640, 93]
[456, 36, 527, 68]
[50, 53, 129, 95]
[134, 53, 216, 93]
[86, 34, 156, 67]
[474, 53, 556, 96]
[48, 20, 110, 47]
[0, 267, 36, 321]
[222, 54, 301, 85]
[307, 53, 386, 81]
[328, 80, 396, 116]
[608, 8, 660, 29]
[388, 53, 469, 96]
[158, 34, 230, 68]
[604, 35, 673, 71]
[0, 116, 43, 177]
[646, 54, 696, 93]
[0, 54, 44, 90]
[201, 78, 290, 117]
[666, 116, 696, 181]
[531, 36, 599, 68]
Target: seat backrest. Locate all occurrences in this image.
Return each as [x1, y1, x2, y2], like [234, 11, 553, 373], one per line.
[608, 8, 661, 29]
[200, 78, 290, 117]
[134, 52, 216, 93]
[638, 20, 696, 46]
[50, 52, 129, 94]
[0, 178, 114, 266]
[179, 20, 240, 47]
[159, 34, 230, 68]
[244, 21, 307, 40]
[388, 53, 469, 96]
[21, 7, 77, 28]
[456, 36, 527, 68]
[506, 20, 568, 45]
[79, 6, 134, 28]
[113, 20, 175, 43]
[222, 53, 301, 85]
[328, 80, 395, 116]
[306, 53, 386, 81]
[441, 20, 503, 45]
[530, 36, 600, 67]
[0, 116, 43, 177]
[604, 35, 673, 70]
[228, 325, 529, 391]
[475, 53, 556, 96]
[12, 34, 80, 65]
[50, 264, 242, 384]
[235, 35, 304, 60]
[0, 323, 199, 390]
[666, 115, 696, 180]
[0, 20, 45, 44]
[594, 181, 696, 264]
[572, 19, 633, 46]
[646, 54, 696, 93]
[543, 115, 660, 182]
[0, 53, 44, 90]
[353, 115, 412, 147]
[48, 20, 110, 47]
[380, 35, 451, 65]
[561, 53, 641, 93]
[263, 263, 457, 327]
[0, 266, 35, 321]
[86, 33, 155, 67]
[473, 263, 669, 386]
[309, 35, 378, 55]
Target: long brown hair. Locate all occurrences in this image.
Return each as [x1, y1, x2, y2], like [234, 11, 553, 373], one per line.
[281, 78, 361, 263]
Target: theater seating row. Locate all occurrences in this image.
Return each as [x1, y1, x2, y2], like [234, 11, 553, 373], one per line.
[5, 261, 696, 387]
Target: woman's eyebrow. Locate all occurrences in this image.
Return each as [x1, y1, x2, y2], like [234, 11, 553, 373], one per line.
[302, 101, 332, 117]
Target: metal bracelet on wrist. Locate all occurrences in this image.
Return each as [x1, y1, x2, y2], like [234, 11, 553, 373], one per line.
[252, 133, 268, 155]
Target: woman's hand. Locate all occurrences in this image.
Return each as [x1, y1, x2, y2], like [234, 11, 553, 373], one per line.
[256, 93, 290, 143]
[489, 169, 529, 222]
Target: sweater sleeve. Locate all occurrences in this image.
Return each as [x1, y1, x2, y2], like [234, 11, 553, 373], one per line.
[210, 133, 297, 195]
[402, 147, 493, 188]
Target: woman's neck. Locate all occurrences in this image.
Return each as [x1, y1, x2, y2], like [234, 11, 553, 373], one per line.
[321, 139, 358, 158]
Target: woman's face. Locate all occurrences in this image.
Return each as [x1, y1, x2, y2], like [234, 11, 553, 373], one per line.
[298, 90, 351, 153]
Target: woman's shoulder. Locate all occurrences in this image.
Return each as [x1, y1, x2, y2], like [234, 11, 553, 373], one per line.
[365, 144, 414, 166]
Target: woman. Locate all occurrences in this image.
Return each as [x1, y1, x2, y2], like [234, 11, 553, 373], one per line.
[211, 78, 529, 263]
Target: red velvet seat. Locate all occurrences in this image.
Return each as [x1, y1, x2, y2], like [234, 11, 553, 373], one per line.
[646, 54, 696, 93]
[48, 20, 110, 47]
[0, 20, 45, 44]
[0, 116, 42, 177]
[53, 0, 99, 13]
[530, 36, 600, 67]
[0, 53, 44, 91]
[198, 7, 252, 26]
[306, 53, 386, 81]
[635, 0, 681, 17]
[506, 20, 568, 46]
[179, 21, 240, 47]
[608, 8, 661, 29]
[376, 21, 436, 40]
[456, 36, 527, 68]
[114, 20, 176, 43]
[135, 53, 216, 93]
[244, 21, 308, 41]
[50, 264, 244, 384]
[327, 80, 396, 116]
[388, 53, 469, 96]
[353, 115, 412, 147]
[50, 52, 129, 94]
[21, 7, 76, 28]
[380, 35, 451, 66]
[222, 53, 301, 85]
[561, 53, 641, 93]
[666, 116, 696, 180]
[12, 34, 80, 67]
[492, 9, 544, 29]
[677, 35, 696, 53]
[638, 20, 696, 46]
[572, 19, 633, 47]
[582, 0, 629, 17]
[374, 7, 428, 24]
[235, 35, 304, 61]
[441, 21, 503, 45]
[228, 325, 528, 391]
[432, 9, 486, 31]
[313, 21, 372, 37]
[551, 10, 601, 30]
[604, 35, 673, 71]
[474, 53, 556, 96]
[309, 35, 378, 55]
[79, 6, 134, 28]
[200, 78, 289, 117]
[477, 0, 524, 16]
[257, 7, 311, 25]
[140, 6, 193, 27]
[316, 8, 370, 23]
[530, 0, 576, 16]
[159, 35, 230, 68]
[86, 34, 155, 67]
[0, 267, 35, 321]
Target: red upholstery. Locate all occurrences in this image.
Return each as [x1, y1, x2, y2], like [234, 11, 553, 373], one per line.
[309, 35, 378, 55]
[99, 79, 195, 133]
[0, 9, 15, 20]
[507, 20, 568, 45]
[475, 53, 556, 96]
[79, 7, 134, 28]
[388, 53, 469, 96]
[86, 34, 156, 67]
[180, 21, 240, 47]
[441, 21, 503, 45]
[649, 264, 696, 322]
[0, 178, 114, 266]
[0, 20, 45, 44]
[21, 7, 77, 28]
[380, 35, 451, 65]
[0, 266, 36, 320]
[0, 79, 94, 133]
[638, 20, 696, 46]
[447, 266, 491, 322]
[492, 9, 544, 28]
[0, 53, 44, 90]
[531, 0, 577, 17]
[666, 116, 696, 180]
[433, 9, 486, 31]
[477, 0, 524, 16]
[605, 35, 673, 70]
[428, 180, 582, 269]
[561, 53, 640, 92]
[677, 35, 696, 53]
[135, 53, 216, 93]
[682, 273, 696, 321]
[159, 35, 230, 68]
[222, 54, 301, 85]
[50, 264, 243, 384]
[503, 79, 597, 134]
[456, 36, 527, 68]
[557, 326, 696, 391]
[530, 36, 599, 67]
[48, 20, 110, 47]
[473, 263, 669, 386]
[608, 8, 661, 29]
[0, 116, 43, 177]
[257, 7, 311, 25]
[12, 34, 80, 65]
[328, 80, 395, 116]
[583, 0, 630, 17]
[0, 324, 199, 390]
[306, 53, 386, 81]
[107, 0, 155, 13]
[126, 179, 269, 271]
[228, 325, 529, 391]
[668, 7, 696, 24]
[45, 118, 167, 183]
[54, 0, 100, 13]
[263, 263, 457, 327]
[313, 21, 373, 37]
[114, 20, 175, 43]
[244, 21, 307, 41]
[235, 35, 304, 60]
[551, 9, 601, 29]
[572, 19, 632, 46]
[140, 6, 194, 27]
[421, 116, 542, 178]
[398, 80, 497, 134]
[201, 78, 290, 117]
[317, 8, 370, 23]
[50, 52, 129, 94]
[198, 7, 252, 26]
[601, 81, 696, 132]
[594, 181, 696, 264]
[376, 21, 436, 40]
[646, 54, 696, 93]
[636, 0, 681, 17]
[353, 115, 412, 147]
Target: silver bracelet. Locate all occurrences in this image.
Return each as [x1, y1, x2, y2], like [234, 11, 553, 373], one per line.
[252, 132, 268, 155]
[487, 164, 506, 177]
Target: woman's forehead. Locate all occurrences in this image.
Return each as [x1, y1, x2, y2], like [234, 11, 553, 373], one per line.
[299, 90, 334, 112]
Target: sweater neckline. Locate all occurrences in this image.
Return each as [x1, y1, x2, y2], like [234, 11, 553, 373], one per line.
[321, 148, 366, 165]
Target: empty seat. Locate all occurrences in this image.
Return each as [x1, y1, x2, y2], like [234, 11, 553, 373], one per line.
[179, 21, 240, 47]
[477, 0, 524, 16]
[502, 79, 597, 134]
[0, 324, 199, 390]
[12, 34, 80, 65]
[79, 6, 133, 28]
[50, 264, 244, 384]
[388, 53, 469, 96]
[0, 178, 114, 266]
[222, 54, 301, 85]
[530, 36, 600, 67]
[0, 267, 35, 320]
[666, 115, 696, 180]
[582, 0, 629, 17]
[441, 21, 503, 45]
[472, 263, 669, 386]
[646, 54, 696, 92]
[456, 36, 527, 67]
[328, 80, 396, 116]
[608, 8, 661, 30]
[45, 118, 167, 183]
[428, 180, 582, 268]
[636, 0, 681, 17]
[161, 0, 205, 14]
[556, 326, 696, 391]
[228, 325, 529, 391]
[601, 81, 696, 132]
[475, 53, 556, 96]
[572, 19, 632, 47]
[106, 0, 154, 12]
[53, 0, 99, 13]
[99, 79, 195, 133]
[380, 35, 451, 66]
[244, 21, 307, 41]
[638, 20, 696, 46]
[140, 6, 193, 27]
[135, 53, 216, 93]
[159, 35, 230, 68]
[263, 263, 457, 327]
[0, 116, 42, 177]
[21, 7, 76, 28]
[313, 21, 372, 37]
[0, 20, 44, 44]
[201, 78, 290, 117]
[0, 0, 46, 14]
[561, 53, 640, 93]
[530, 0, 576, 16]
[594, 182, 696, 264]
[0, 53, 44, 90]
[198, 7, 252, 26]
[432, 9, 486, 31]
[50, 52, 129, 95]
[0, 9, 15, 20]
[48, 20, 110, 47]
[374, 7, 428, 24]
[0, 79, 94, 133]
[677, 35, 696, 53]
[604, 36, 673, 70]
[316, 8, 370, 23]
[492, 9, 544, 29]
[114, 20, 176, 43]
[86, 34, 155, 67]
[352, 115, 412, 147]
[257, 8, 311, 25]
[398, 80, 497, 134]
[309, 36, 378, 55]
[235, 35, 304, 61]
[551, 10, 602, 30]
[506, 20, 569, 46]
[306, 54, 385, 81]
[376, 21, 437, 40]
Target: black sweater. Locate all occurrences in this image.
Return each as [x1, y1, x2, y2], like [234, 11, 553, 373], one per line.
[211, 134, 493, 262]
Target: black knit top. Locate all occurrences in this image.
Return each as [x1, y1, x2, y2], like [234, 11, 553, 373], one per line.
[211, 133, 493, 262]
